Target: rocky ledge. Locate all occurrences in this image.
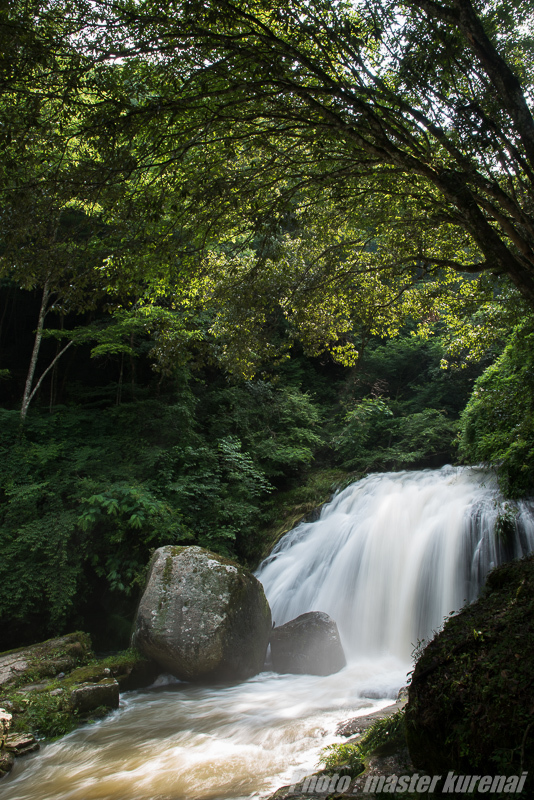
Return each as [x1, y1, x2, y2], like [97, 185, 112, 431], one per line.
[0, 632, 159, 778]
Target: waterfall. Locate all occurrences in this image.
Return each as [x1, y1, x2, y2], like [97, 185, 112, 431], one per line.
[257, 466, 534, 661]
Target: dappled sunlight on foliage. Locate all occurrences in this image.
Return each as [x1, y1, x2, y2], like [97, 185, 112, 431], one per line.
[459, 319, 534, 497]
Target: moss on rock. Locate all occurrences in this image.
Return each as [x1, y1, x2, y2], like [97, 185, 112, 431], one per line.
[0, 632, 92, 690]
[133, 545, 272, 681]
[406, 554, 534, 781]
[0, 635, 159, 745]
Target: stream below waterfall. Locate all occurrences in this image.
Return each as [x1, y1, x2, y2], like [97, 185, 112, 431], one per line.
[3, 466, 534, 800]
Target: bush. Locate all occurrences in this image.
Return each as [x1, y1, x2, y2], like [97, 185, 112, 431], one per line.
[0, 375, 324, 646]
[458, 321, 534, 497]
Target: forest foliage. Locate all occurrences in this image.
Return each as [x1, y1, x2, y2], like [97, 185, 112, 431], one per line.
[0, 317, 483, 648]
[458, 320, 534, 498]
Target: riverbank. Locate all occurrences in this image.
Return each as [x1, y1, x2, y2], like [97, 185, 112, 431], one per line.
[0, 632, 158, 778]
[267, 698, 411, 800]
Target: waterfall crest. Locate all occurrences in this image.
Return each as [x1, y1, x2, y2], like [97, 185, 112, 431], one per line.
[257, 466, 534, 660]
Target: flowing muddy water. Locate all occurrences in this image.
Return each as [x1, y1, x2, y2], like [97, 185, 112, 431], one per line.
[2, 663, 404, 800]
[3, 466, 534, 800]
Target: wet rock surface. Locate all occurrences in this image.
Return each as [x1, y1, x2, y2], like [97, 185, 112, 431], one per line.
[133, 545, 272, 681]
[69, 678, 119, 713]
[4, 732, 39, 756]
[270, 612, 346, 675]
[268, 700, 413, 800]
[0, 633, 91, 689]
[336, 698, 407, 737]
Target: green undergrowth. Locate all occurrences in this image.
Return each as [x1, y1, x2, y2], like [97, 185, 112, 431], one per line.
[0, 380, 324, 648]
[319, 708, 407, 779]
[12, 692, 77, 740]
[8, 691, 116, 740]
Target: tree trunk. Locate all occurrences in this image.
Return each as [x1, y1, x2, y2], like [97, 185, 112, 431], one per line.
[20, 282, 74, 421]
[21, 281, 51, 421]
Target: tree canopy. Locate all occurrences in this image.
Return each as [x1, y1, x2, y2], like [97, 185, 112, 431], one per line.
[73, 0, 534, 301]
[2, 0, 534, 380]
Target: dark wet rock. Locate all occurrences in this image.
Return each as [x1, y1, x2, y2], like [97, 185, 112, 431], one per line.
[5, 732, 39, 756]
[270, 612, 346, 675]
[350, 747, 415, 795]
[133, 545, 272, 681]
[267, 786, 311, 800]
[406, 555, 534, 778]
[69, 678, 119, 713]
[112, 655, 160, 692]
[397, 686, 408, 701]
[0, 750, 14, 778]
[336, 699, 407, 737]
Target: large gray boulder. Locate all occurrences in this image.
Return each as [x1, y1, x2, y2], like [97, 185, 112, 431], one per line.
[132, 546, 272, 681]
[270, 611, 346, 675]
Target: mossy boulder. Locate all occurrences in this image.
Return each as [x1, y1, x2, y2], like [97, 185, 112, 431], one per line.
[62, 649, 160, 693]
[406, 555, 534, 779]
[69, 678, 119, 713]
[132, 545, 272, 681]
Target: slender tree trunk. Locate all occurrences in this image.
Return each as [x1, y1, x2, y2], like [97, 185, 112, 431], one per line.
[20, 282, 74, 421]
[21, 281, 51, 421]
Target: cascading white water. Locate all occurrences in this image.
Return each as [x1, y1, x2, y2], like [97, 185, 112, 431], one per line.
[2, 466, 533, 800]
[258, 466, 534, 660]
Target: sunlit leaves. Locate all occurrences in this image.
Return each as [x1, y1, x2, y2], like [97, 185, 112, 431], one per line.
[458, 319, 534, 496]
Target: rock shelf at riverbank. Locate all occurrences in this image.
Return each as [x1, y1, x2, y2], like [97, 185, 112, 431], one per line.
[0, 632, 159, 778]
